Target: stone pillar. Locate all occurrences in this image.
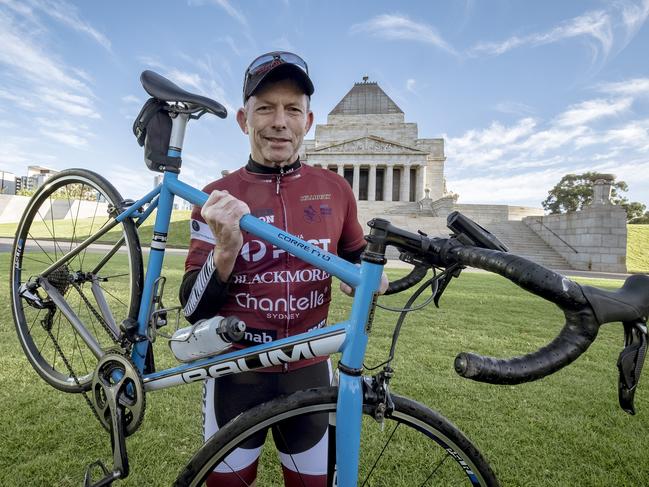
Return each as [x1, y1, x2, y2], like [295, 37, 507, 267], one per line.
[401, 165, 410, 202]
[592, 175, 615, 206]
[337, 164, 344, 177]
[352, 164, 360, 199]
[385, 165, 393, 202]
[368, 164, 376, 202]
[415, 166, 425, 200]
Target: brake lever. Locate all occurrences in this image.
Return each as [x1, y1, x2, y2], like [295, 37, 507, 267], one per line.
[617, 320, 648, 415]
[433, 264, 463, 308]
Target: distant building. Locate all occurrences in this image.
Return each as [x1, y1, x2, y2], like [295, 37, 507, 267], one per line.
[23, 165, 58, 192]
[0, 170, 17, 195]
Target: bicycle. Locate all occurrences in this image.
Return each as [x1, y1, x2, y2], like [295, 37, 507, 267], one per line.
[9, 70, 649, 487]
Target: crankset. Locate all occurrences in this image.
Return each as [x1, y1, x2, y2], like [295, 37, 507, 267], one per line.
[85, 353, 146, 486]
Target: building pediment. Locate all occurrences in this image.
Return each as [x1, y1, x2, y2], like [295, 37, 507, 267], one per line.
[311, 136, 427, 155]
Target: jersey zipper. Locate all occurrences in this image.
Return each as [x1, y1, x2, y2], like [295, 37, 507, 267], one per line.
[276, 166, 290, 373]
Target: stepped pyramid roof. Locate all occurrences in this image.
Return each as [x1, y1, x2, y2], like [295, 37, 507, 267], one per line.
[329, 77, 403, 116]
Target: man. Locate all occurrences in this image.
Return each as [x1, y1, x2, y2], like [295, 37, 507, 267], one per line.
[180, 51, 385, 486]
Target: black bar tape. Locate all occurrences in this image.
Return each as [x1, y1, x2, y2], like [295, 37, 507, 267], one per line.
[455, 306, 599, 384]
[384, 265, 428, 295]
[444, 246, 601, 385]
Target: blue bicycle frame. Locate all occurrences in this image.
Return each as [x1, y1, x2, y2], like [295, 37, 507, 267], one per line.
[112, 141, 385, 486]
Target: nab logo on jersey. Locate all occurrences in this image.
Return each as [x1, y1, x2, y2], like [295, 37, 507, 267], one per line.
[241, 240, 266, 262]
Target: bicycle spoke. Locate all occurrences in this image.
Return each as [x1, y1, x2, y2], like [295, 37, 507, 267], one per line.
[27, 231, 56, 264]
[28, 309, 43, 335]
[361, 422, 400, 487]
[100, 273, 130, 280]
[80, 194, 101, 270]
[34, 209, 67, 259]
[23, 255, 56, 266]
[98, 284, 128, 308]
[222, 461, 252, 487]
[73, 327, 90, 375]
[274, 425, 308, 487]
[419, 453, 452, 486]
[49, 195, 57, 260]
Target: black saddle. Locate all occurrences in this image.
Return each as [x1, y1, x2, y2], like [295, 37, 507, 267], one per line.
[140, 70, 227, 119]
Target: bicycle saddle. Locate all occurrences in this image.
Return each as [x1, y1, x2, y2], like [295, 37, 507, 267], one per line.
[581, 274, 649, 324]
[140, 70, 227, 118]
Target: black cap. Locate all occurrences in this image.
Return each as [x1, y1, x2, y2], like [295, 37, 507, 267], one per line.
[243, 51, 314, 102]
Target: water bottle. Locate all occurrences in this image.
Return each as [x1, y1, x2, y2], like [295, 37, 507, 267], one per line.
[169, 315, 246, 362]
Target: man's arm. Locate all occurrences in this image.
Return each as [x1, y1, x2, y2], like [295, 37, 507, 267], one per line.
[179, 190, 250, 323]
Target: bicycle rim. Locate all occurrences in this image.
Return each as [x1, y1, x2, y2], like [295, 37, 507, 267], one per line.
[177, 387, 499, 486]
[10, 169, 143, 392]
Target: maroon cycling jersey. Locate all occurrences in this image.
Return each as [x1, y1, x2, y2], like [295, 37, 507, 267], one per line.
[184, 162, 365, 371]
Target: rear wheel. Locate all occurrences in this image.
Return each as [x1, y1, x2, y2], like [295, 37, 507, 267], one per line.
[10, 169, 143, 392]
[176, 386, 499, 486]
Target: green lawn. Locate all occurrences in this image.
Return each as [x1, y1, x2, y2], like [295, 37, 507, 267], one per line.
[628, 224, 649, 273]
[1, 253, 648, 486]
[2, 214, 647, 273]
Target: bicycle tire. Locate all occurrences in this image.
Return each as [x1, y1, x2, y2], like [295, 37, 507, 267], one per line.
[176, 386, 499, 486]
[10, 169, 143, 392]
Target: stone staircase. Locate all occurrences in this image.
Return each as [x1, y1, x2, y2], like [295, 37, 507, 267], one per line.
[482, 221, 571, 270]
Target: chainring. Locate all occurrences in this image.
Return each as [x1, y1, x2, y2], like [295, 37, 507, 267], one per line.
[91, 353, 145, 437]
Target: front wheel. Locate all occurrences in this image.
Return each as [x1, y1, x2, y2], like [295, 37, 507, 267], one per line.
[176, 386, 499, 486]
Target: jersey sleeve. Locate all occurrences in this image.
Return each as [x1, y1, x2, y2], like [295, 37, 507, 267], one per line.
[185, 201, 216, 272]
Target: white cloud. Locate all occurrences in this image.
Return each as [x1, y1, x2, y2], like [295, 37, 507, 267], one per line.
[445, 118, 537, 167]
[493, 101, 534, 116]
[38, 87, 100, 119]
[620, 0, 649, 44]
[445, 77, 649, 206]
[598, 77, 649, 97]
[449, 170, 566, 205]
[31, 0, 112, 51]
[0, 135, 58, 169]
[270, 36, 295, 52]
[350, 14, 457, 55]
[122, 95, 141, 105]
[469, 1, 649, 65]
[470, 9, 613, 59]
[406, 79, 417, 94]
[189, 0, 248, 26]
[555, 97, 632, 127]
[36, 118, 93, 148]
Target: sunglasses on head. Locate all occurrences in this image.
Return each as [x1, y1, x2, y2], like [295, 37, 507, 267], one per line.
[245, 52, 309, 79]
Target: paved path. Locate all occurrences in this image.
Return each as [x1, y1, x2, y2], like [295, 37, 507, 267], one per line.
[1, 237, 639, 280]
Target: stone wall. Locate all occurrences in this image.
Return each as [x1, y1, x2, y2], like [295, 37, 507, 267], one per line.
[453, 203, 543, 223]
[0, 194, 109, 224]
[0, 195, 30, 223]
[523, 205, 627, 272]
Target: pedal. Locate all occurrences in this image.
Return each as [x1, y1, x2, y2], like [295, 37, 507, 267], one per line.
[617, 321, 648, 415]
[84, 459, 118, 487]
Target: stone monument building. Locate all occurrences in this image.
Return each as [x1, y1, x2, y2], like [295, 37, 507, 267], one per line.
[301, 78, 445, 206]
[300, 78, 627, 272]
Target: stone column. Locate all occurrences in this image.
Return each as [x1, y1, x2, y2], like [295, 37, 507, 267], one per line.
[401, 164, 411, 202]
[385, 165, 393, 202]
[337, 164, 344, 177]
[415, 165, 425, 200]
[591, 175, 615, 206]
[352, 164, 360, 200]
[368, 164, 376, 202]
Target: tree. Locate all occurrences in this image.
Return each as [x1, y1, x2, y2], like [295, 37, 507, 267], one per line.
[629, 211, 649, 224]
[542, 172, 646, 222]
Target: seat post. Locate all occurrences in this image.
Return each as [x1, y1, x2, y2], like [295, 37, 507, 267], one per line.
[168, 113, 189, 156]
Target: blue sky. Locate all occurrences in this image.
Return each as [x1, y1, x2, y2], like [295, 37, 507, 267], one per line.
[1, 0, 648, 208]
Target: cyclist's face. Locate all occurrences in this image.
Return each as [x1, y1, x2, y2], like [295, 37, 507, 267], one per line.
[237, 79, 313, 168]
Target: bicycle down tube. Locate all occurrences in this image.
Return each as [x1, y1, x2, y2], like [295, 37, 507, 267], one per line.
[116, 171, 385, 487]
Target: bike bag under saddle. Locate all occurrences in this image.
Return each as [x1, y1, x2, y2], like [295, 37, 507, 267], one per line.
[132, 97, 178, 174]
